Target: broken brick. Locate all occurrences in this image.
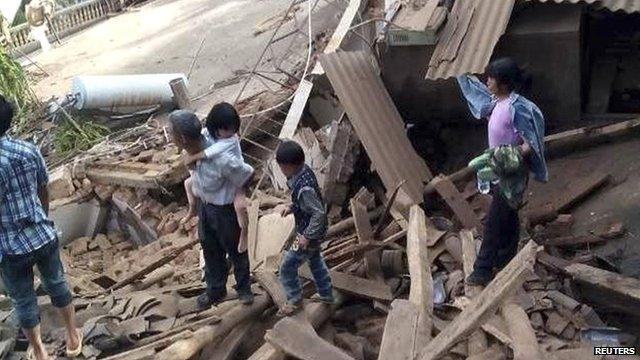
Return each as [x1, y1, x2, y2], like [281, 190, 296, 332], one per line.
[48, 165, 75, 201]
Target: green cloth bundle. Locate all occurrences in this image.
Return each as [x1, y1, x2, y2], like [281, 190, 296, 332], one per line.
[468, 145, 529, 209]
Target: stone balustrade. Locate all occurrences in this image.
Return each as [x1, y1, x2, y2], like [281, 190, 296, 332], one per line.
[9, 0, 121, 54]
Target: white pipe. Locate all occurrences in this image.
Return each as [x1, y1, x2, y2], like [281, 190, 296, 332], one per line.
[71, 73, 188, 110]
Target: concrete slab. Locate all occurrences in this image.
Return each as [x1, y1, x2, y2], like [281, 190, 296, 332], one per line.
[50, 199, 108, 245]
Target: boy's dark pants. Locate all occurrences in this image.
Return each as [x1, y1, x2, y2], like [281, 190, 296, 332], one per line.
[279, 246, 333, 304]
[474, 191, 520, 275]
[199, 203, 251, 298]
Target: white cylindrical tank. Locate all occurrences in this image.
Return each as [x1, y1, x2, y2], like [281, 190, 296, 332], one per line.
[71, 74, 188, 110]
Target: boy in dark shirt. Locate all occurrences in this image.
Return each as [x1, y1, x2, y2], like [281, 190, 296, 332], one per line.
[276, 141, 334, 316]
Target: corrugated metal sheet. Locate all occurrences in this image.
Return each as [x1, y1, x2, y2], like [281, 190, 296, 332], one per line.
[320, 52, 432, 204]
[426, 0, 516, 80]
[535, 0, 640, 13]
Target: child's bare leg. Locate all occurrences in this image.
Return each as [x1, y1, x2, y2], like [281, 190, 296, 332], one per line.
[181, 177, 197, 226]
[234, 191, 249, 253]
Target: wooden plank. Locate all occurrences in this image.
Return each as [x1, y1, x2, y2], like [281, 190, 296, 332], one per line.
[500, 297, 543, 360]
[536, 252, 571, 274]
[407, 207, 431, 306]
[254, 271, 287, 309]
[377, 299, 420, 360]
[430, 175, 482, 231]
[565, 263, 640, 315]
[327, 207, 383, 238]
[200, 321, 252, 360]
[406, 205, 433, 351]
[254, 213, 295, 269]
[299, 266, 392, 302]
[280, 79, 314, 139]
[350, 199, 384, 281]
[416, 240, 539, 360]
[323, 232, 406, 263]
[265, 316, 354, 360]
[372, 180, 405, 238]
[247, 199, 261, 270]
[460, 230, 488, 353]
[311, 0, 366, 75]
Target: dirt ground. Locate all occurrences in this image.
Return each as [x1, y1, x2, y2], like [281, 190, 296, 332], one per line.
[536, 136, 640, 278]
[25, 0, 340, 113]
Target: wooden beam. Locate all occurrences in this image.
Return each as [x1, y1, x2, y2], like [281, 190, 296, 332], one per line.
[500, 296, 543, 360]
[299, 266, 392, 302]
[565, 263, 640, 315]
[377, 299, 420, 360]
[430, 175, 482, 231]
[416, 240, 539, 360]
[265, 316, 354, 360]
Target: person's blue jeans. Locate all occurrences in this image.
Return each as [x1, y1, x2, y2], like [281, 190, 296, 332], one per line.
[0, 240, 73, 329]
[279, 247, 333, 304]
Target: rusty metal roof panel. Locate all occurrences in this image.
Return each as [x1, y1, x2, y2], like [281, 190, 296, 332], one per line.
[426, 0, 516, 80]
[320, 51, 432, 204]
[535, 0, 640, 13]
